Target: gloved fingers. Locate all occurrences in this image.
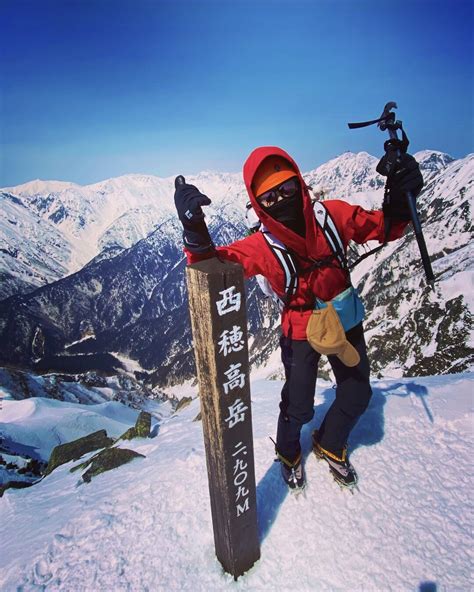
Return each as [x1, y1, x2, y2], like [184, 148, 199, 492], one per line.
[195, 194, 212, 207]
[176, 188, 211, 208]
[383, 138, 408, 154]
[389, 166, 424, 198]
[184, 195, 211, 220]
[377, 151, 420, 178]
[379, 152, 423, 200]
[178, 182, 198, 192]
[391, 154, 420, 178]
[376, 154, 390, 177]
[390, 167, 422, 188]
[175, 183, 212, 224]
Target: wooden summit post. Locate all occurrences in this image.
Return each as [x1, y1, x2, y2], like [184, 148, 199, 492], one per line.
[186, 257, 260, 580]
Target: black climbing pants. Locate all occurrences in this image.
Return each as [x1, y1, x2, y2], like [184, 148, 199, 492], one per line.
[276, 322, 372, 462]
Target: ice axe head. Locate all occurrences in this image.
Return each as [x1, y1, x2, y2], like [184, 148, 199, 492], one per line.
[377, 102, 398, 132]
[347, 101, 399, 131]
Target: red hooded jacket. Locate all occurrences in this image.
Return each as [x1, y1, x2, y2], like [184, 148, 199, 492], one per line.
[186, 146, 407, 339]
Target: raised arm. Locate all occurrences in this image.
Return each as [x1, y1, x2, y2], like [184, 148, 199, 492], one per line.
[327, 151, 424, 245]
[174, 176, 265, 278]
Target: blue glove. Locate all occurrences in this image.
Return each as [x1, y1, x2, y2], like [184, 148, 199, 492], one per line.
[174, 177, 213, 254]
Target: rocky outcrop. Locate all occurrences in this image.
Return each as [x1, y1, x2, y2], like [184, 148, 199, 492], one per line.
[117, 411, 152, 441]
[45, 429, 114, 475]
[75, 447, 145, 483]
[175, 397, 193, 412]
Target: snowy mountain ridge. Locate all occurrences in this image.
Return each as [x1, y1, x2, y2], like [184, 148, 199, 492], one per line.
[1, 149, 455, 300]
[0, 149, 472, 386]
[0, 193, 73, 299]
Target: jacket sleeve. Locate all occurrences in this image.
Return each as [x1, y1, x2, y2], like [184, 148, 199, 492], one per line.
[325, 200, 409, 245]
[185, 232, 265, 278]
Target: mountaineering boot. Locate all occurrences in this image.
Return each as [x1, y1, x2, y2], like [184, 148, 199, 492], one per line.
[312, 430, 358, 488]
[276, 451, 306, 491]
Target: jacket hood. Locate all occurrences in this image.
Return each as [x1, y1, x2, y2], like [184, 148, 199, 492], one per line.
[243, 146, 316, 257]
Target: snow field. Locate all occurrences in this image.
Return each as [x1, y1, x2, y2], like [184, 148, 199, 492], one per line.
[0, 374, 473, 591]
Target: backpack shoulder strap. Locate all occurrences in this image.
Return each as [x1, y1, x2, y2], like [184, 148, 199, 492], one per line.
[314, 201, 388, 271]
[313, 201, 348, 272]
[261, 230, 298, 300]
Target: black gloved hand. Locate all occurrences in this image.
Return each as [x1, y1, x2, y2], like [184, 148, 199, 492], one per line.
[175, 182, 211, 226]
[377, 151, 424, 221]
[174, 179, 213, 254]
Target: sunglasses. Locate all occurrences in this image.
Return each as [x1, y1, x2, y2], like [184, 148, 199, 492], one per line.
[257, 177, 300, 208]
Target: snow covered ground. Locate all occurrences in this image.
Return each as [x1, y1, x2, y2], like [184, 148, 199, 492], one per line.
[0, 373, 473, 591]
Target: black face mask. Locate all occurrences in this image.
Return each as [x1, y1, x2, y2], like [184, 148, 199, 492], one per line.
[264, 192, 306, 236]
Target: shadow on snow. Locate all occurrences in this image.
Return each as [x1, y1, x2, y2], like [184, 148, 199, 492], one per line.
[256, 379, 432, 542]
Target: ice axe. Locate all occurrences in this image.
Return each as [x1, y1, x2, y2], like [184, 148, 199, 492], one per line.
[348, 102, 435, 287]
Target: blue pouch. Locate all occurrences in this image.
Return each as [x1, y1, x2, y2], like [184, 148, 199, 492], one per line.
[314, 286, 365, 332]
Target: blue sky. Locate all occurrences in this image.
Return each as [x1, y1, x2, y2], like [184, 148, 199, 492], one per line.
[1, 0, 472, 186]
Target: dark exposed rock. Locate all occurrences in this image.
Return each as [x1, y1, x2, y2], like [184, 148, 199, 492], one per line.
[175, 396, 193, 411]
[135, 411, 151, 437]
[118, 427, 136, 441]
[0, 480, 37, 497]
[17, 459, 45, 476]
[45, 429, 114, 475]
[80, 447, 145, 483]
[118, 410, 152, 441]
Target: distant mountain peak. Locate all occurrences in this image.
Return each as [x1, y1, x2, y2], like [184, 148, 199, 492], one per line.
[4, 179, 81, 196]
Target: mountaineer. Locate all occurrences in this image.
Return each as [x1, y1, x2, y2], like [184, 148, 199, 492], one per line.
[174, 146, 423, 490]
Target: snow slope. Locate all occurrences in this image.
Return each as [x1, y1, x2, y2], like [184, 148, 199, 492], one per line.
[0, 193, 72, 299]
[0, 398, 141, 461]
[1, 373, 472, 590]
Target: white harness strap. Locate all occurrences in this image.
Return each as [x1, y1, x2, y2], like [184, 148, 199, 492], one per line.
[259, 202, 348, 303]
[313, 202, 347, 270]
[261, 232, 298, 297]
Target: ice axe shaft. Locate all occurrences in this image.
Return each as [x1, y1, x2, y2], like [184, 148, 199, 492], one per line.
[385, 117, 435, 287]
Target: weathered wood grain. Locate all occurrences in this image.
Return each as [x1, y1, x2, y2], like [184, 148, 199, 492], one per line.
[186, 258, 260, 579]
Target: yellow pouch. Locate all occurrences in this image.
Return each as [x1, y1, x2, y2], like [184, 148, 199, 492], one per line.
[306, 302, 360, 367]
